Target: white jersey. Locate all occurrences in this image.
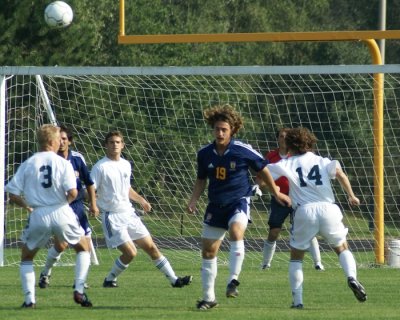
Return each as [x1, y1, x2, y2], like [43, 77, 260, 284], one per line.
[6, 151, 76, 208]
[267, 152, 340, 208]
[90, 156, 133, 213]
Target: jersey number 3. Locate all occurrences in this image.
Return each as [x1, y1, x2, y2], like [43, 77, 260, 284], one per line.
[40, 165, 52, 188]
[296, 165, 322, 187]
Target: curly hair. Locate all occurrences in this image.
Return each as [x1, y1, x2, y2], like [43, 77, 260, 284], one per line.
[285, 127, 317, 154]
[203, 104, 244, 136]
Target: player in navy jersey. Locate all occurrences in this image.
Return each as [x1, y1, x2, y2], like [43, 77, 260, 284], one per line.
[267, 127, 366, 308]
[258, 128, 324, 270]
[5, 125, 92, 308]
[38, 125, 98, 289]
[187, 104, 291, 310]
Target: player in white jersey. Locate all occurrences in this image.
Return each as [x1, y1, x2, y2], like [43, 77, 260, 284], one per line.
[90, 130, 192, 289]
[5, 124, 93, 308]
[266, 127, 367, 308]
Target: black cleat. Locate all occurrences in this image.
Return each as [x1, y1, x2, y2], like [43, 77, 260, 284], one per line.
[21, 302, 36, 308]
[103, 278, 118, 288]
[38, 272, 50, 289]
[226, 279, 240, 298]
[196, 300, 218, 310]
[314, 264, 325, 271]
[73, 291, 93, 307]
[291, 303, 304, 309]
[347, 277, 367, 302]
[172, 275, 193, 288]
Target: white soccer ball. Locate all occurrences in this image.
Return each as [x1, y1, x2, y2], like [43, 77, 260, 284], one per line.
[44, 1, 73, 28]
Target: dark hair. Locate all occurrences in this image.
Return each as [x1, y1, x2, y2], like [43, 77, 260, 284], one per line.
[104, 130, 124, 145]
[59, 125, 73, 142]
[285, 127, 317, 154]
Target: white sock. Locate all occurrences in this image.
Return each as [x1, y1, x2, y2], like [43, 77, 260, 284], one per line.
[106, 257, 129, 281]
[228, 240, 245, 283]
[153, 255, 177, 284]
[42, 246, 62, 276]
[262, 240, 276, 267]
[20, 261, 35, 304]
[339, 249, 357, 279]
[289, 260, 303, 306]
[74, 251, 90, 293]
[202, 257, 217, 302]
[309, 237, 322, 266]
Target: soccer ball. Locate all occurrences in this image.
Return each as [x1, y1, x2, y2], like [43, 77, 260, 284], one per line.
[44, 1, 73, 28]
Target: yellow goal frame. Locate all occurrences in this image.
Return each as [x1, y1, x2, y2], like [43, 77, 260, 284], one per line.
[118, 0, 400, 265]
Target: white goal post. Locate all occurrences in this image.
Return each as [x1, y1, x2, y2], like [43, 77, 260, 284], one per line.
[1, 65, 400, 268]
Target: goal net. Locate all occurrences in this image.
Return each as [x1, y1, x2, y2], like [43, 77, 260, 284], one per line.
[1, 65, 400, 268]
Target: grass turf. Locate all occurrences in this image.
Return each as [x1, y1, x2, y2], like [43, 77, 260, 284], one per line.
[0, 249, 398, 320]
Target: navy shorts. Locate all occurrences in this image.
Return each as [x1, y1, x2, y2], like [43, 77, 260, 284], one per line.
[204, 198, 250, 230]
[268, 196, 293, 229]
[70, 201, 91, 236]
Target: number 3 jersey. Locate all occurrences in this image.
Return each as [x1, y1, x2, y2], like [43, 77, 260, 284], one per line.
[267, 151, 340, 209]
[6, 151, 77, 207]
[197, 139, 268, 206]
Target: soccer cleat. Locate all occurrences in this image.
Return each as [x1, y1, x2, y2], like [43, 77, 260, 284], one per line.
[103, 278, 118, 288]
[172, 275, 193, 288]
[73, 291, 93, 307]
[38, 273, 50, 289]
[196, 300, 218, 310]
[347, 277, 367, 302]
[226, 279, 240, 298]
[290, 303, 304, 309]
[261, 263, 271, 270]
[21, 302, 36, 308]
[315, 264, 325, 271]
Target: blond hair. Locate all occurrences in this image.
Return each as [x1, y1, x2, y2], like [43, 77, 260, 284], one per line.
[37, 124, 60, 149]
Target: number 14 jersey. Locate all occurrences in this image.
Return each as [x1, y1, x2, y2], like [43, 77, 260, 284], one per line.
[267, 151, 340, 209]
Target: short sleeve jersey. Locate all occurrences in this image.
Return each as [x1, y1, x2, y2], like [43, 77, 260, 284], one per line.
[5, 151, 76, 207]
[66, 150, 94, 203]
[90, 156, 133, 212]
[197, 139, 268, 206]
[267, 151, 340, 208]
[266, 149, 290, 195]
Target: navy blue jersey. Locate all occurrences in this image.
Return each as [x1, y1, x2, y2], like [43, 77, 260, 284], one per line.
[65, 150, 94, 203]
[197, 139, 268, 206]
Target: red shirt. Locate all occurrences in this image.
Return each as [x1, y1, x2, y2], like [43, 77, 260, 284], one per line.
[266, 149, 290, 195]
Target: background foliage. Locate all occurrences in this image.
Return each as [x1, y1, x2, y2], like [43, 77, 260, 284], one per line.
[2, 0, 400, 67]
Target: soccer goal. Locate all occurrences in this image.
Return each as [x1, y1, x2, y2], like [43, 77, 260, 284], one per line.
[1, 65, 400, 268]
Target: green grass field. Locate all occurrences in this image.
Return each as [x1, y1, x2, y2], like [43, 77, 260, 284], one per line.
[0, 249, 398, 320]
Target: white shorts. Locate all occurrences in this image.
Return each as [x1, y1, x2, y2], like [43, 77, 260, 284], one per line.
[290, 202, 348, 250]
[21, 204, 84, 250]
[102, 208, 150, 248]
[202, 211, 249, 240]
